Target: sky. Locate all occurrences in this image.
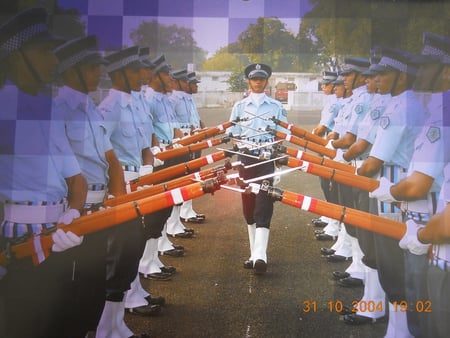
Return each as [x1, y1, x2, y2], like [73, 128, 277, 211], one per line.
[57, 0, 313, 55]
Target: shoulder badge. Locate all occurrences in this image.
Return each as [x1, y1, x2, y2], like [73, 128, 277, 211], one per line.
[379, 116, 390, 129]
[354, 104, 364, 114]
[426, 126, 441, 143]
[370, 108, 381, 120]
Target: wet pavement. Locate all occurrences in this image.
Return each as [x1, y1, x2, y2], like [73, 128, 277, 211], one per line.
[126, 108, 388, 338]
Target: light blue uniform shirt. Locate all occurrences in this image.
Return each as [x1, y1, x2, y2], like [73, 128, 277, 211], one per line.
[318, 95, 339, 131]
[55, 86, 110, 186]
[345, 86, 372, 135]
[227, 93, 289, 142]
[168, 90, 191, 125]
[408, 92, 447, 194]
[100, 88, 148, 168]
[0, 84, 80, 204]
[185, 93, 201, 129]
[148, 91, 179, 144]
[331, 96, 353, 137]
[133, 90, 154, 142]
[357, 93, 391, 145]
[370, 90, 428, 170]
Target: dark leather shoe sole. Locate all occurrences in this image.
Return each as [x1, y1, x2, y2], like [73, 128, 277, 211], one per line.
[159, 249, 184, 257]
[332, 271, 350, 280]
[145, 295, 166, 306]
[254, 259, 267, 274]
[321, 247, 336, 256]
[160, 266, 176, 274]
[337, 277, 364, 287]
[243, 260, 253, 269]
[314, 229, 325, 235]
[170, 231, 193, 238]
[181, 217, 204, 223]
[344, 313, 385, 325]
[326, 254, 352, 262]
[315, 234, 337, 241]
[126, 304, 161, 316]
[142, 272, 172, 281]
[312, 219, 328, 227]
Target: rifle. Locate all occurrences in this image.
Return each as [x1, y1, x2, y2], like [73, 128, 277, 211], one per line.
[129, 150, 231, 191]
[273, 144, 354, 173]
[271, 117, 328, 146]
[106, 160, 235, 207]
[267, 127, 336, 158]
[156, 136, 230, 161]
[169, 121, 233, 148]
[220, 180, 404, 240]
[280, 157, 379, 192]
[0, 177, 226, 267]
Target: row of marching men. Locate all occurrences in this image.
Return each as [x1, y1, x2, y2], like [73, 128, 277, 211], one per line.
[309, 31, 449, 337]
[0, 7, 207, 338]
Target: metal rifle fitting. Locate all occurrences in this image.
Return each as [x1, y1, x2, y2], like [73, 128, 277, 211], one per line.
[267, 186, 284, 201]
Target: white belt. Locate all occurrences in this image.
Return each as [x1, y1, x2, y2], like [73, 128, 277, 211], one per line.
[402, 192, 438, 214]
[124, 171, 139, 183]
[354, 160, 364, 169]
[4, 203, 64, 224]
[86, 190, 107, 204]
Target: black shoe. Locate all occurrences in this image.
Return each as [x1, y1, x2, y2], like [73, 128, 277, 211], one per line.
[128, 335, 151, 338]
[170, 231, 193, 238]
[159, 249, 184, 257]
[184, 227, 195, 234]
[337, 305, 357, 315]
[142, 272, 172, 281]
[326, 254, 352, 262]
[332, 271, 350, 280]
[312, 218, 328, 227]
[145, 295, 166, 306]
[243, 259, 253, 269]
[316, 233, 337, 241]
[254, 259, 267, 274]
[181, 216, 204, 223]
[172, 244, 184, 250]
[314, 229, 325, 235]
[160, 265, 176, 274]
[321, 247, 336, 256]
[343, 313, 384, 325]
[337, 277, 363, 287]
[126, 304, 161, 316]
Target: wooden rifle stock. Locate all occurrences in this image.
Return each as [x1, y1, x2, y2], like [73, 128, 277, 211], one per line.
[0, 178, 224, 267]
[274, 144, 355, 173]
[271, 118, 327, 146]
[268, 187, 405, 240]
[284, 157, 379, 192]
[129, 151, 229, 191]
[170, 121, 234, 147]
[269, 128, 336, 158]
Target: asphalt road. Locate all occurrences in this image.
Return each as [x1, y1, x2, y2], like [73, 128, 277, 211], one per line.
[126, 107, 388, 338]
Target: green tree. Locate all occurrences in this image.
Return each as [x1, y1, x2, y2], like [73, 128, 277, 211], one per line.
[201, 47, 248, 71]
[129, 20, 207, 69]
[226, 70, 248, 92]
[236, 17, 300, 72]
[302, 0, 449, 64]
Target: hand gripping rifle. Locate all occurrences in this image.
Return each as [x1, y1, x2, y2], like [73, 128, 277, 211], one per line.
[0, 176, 227, 267]
[270, 117, 328, 147]
[266, 126, 336, 158]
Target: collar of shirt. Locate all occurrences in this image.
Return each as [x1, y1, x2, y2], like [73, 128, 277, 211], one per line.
[109, 88, 132, 108]
[243, 93, 270, 106]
